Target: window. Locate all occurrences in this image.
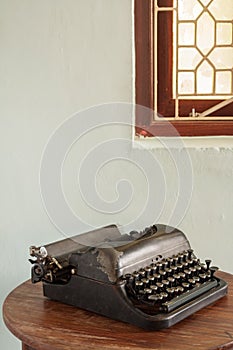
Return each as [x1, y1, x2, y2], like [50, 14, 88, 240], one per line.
[135, 0, 233, 136]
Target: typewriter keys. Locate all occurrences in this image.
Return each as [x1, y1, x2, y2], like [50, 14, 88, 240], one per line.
[123, 249, 223, 315]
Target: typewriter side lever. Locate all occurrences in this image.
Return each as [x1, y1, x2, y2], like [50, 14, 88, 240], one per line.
[29, 246, 76, 284]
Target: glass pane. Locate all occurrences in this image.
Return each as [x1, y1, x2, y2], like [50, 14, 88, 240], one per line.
[178, 72, 195, 94]
[216, 23, 232, 45]
[209, 0, 233, 21]
[196, 12, 215, 55]
[178, 0, 202, 20]
[178, 48, 202, 70]
[178, 23, 195, 46]
[196, 61, 213, 94]
[216, 71, 232, 94]
[209, 48, 233, 69]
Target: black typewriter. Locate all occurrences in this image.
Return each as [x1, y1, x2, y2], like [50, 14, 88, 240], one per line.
[29, 224, 228, 330]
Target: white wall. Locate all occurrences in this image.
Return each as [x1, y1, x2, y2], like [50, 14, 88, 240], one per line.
[0, 1, 232, 349]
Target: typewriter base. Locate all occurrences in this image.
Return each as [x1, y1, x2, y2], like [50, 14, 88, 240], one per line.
[43, 275, 228, 330]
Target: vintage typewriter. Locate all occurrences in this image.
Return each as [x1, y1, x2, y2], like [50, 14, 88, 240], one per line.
[29, 224, 227, 330]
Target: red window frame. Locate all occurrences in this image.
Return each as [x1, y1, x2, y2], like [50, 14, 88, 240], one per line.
[135, 0, 233, 136]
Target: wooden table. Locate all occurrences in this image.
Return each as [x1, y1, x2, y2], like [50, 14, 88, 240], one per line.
[3, 271, 233, 350]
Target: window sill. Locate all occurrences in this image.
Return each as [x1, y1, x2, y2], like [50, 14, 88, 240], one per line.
[133, 135, 233, 149]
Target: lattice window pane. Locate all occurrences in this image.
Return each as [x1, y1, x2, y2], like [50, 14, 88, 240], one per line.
[216, 71, 232, 94]
[178, 48, 202, 70]
[216, 23, 232, 45]
[178, 0, 202, 20]
[174, 0, 233, 99]
[209, 48, 233, 69]
[196, 61, 214, 94]
[208, 0, 233, 21]
[178, 72, 195, 94]
[178, 23, 195, 46]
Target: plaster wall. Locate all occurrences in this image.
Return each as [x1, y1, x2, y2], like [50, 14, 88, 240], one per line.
[0, 1, 232, 349]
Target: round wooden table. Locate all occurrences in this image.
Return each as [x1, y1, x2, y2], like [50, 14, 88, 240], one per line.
[3, 271, 233, 350]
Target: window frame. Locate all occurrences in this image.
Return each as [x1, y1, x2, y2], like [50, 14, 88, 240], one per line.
[135, 0, 233, 137]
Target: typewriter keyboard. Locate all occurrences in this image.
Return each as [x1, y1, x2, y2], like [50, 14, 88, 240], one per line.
[122, 249, 219, 314]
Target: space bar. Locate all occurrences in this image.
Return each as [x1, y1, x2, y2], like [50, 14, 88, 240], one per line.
[162, 279, 218, 313]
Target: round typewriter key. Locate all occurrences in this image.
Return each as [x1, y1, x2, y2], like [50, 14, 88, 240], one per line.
[186, 259, 193, 267]
[178, 253, 184, 263]
[156, 282, 164, 290]
[159, 270, 167, 277]
[138, 269, 146, 277]
[182, 261, 189, 268]
[148, 276, 155, 284]
[174, 286, 183, 295]
[135, 280, 143, 286]
[192, 257, 199, 264]
[188, 278, 196, 286]
[124, 273, 132, 281]
[151, 264, 158, 274]
[150, 285, 158, 293]
[182, 282, 190, 290]
[199, 273, 207, 282]
[200, 263, 206, 269]
[132, 272, 139, 280]
[195, 265, 202, 272]
[156, 262, 163, 271]
[177, 286, 184, 293]
[153, 273, 160, 281]
[165, 267, 172, 275]
[168, 276, 175, 286]
[189, 266, 196, 274]
[132, 271, 139, 276]
[144, 288, 152, 294]
[150, 262, 156, 268]
[162, 279, 170, 287]
[173, 273, 181, 284]
[193, 276, 200, 282]
[148, 294, 160, 302]
[135, 280, 143, 285]
[171, 265, 178, 272]
[161, 292, 168, 300]
[157, 293, 164, 301]
[166, 287, 175, 297]
[176, 263, 183, 271]
[135, 280, 143, 291]
[178, 272, 186, 280]
[141, 278, 149, 287]
[184, 269, 191, 276]
[145, 266, 152, 277]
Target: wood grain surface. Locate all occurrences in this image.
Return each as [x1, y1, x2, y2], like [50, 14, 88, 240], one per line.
[3, 272, 233, 350]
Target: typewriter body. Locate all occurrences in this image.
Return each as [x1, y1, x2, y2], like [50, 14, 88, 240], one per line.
[29, 224, 227, 330]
